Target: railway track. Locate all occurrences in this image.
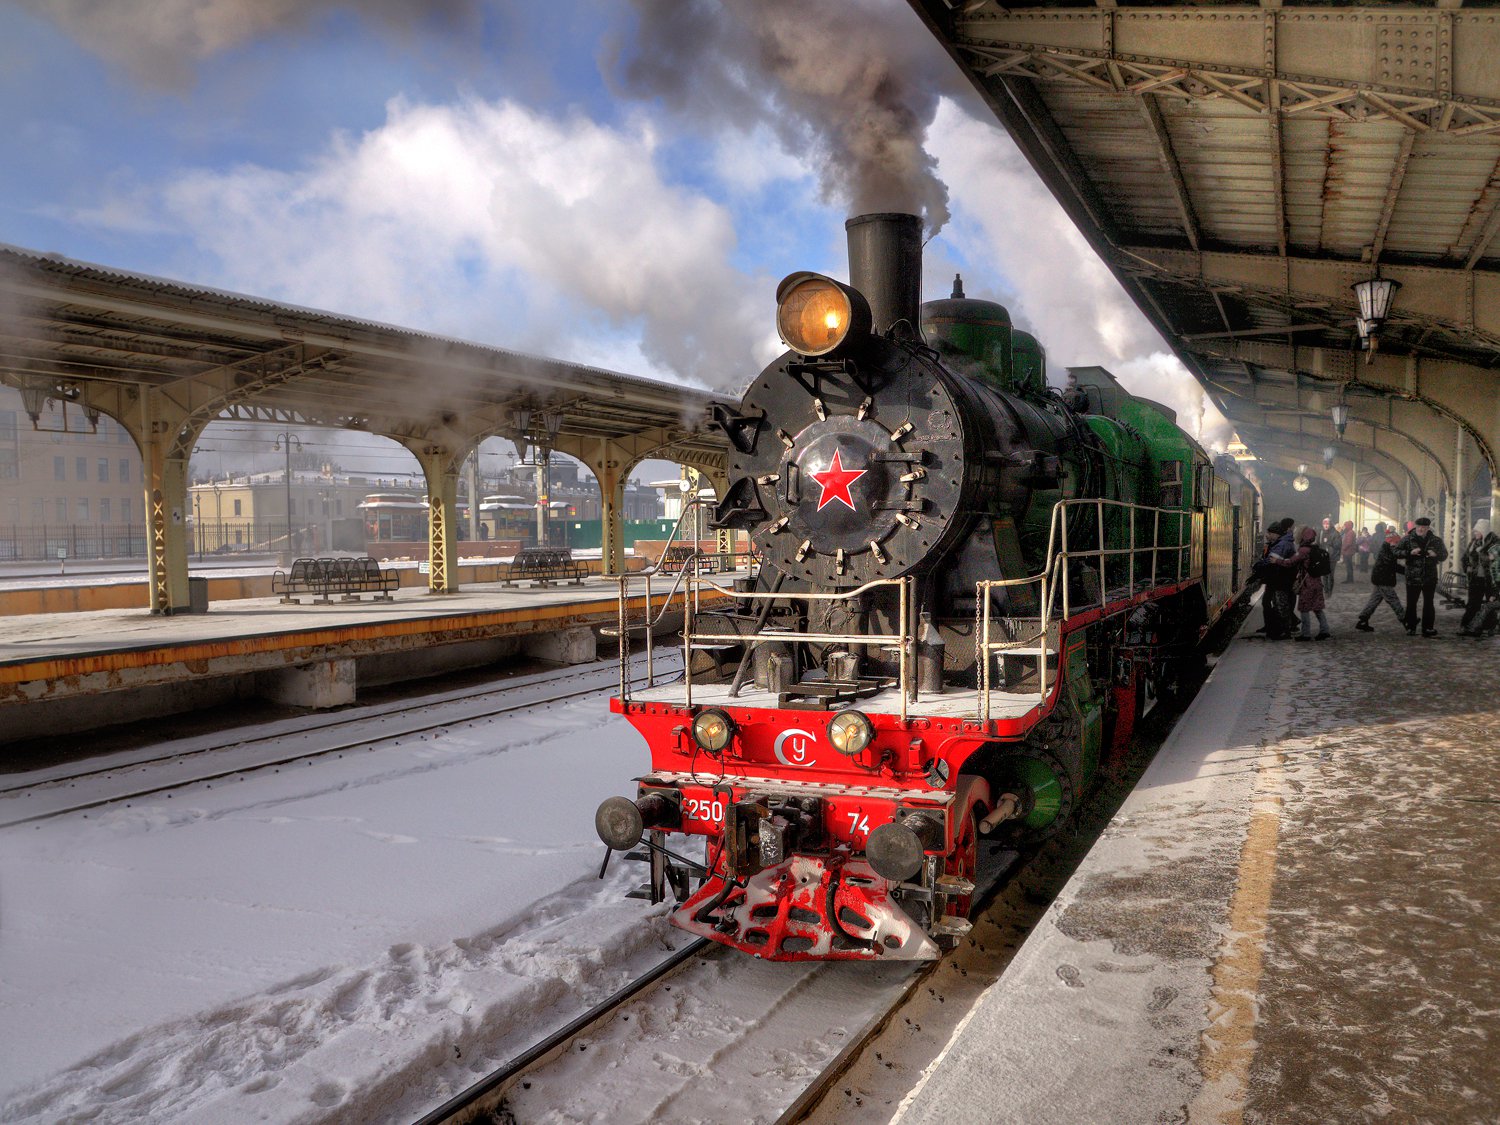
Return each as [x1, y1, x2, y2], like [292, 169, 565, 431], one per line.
[412, 846, 1022, 1125]
[0, 655, 679, 831]
[412, 937, 717, 1125]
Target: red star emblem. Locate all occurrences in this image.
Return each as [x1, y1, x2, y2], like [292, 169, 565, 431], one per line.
[810, 448, 868, 512]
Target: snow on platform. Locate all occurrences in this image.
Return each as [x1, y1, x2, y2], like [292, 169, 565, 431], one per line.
[894, 591, 1500, 1124]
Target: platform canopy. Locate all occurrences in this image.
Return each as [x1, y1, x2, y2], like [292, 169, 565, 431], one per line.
[0, 244, 730, 609]
[911, 0, 1500, 525]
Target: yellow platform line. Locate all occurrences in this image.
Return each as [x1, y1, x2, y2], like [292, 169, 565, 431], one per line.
[1191, 740, 1287, 1124]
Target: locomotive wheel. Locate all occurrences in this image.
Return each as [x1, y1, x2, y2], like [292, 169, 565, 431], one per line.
[995, 749, 1075, 844]
[947, 802, 983, 917]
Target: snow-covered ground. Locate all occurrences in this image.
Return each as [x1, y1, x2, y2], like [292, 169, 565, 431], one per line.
[0, 657, 707, 1123]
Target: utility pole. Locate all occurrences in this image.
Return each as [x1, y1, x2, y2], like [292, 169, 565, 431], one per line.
[273, 431, 302, 564]
[467, 451, 480, 543]
[535, 455, 548, 547]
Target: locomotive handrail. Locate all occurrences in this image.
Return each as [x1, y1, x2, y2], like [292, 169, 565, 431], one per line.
[680, 575, 916, 721]
[613, 498, 762, 698]
[975, 497, 1203, 722]
[611, 499, 707, 698]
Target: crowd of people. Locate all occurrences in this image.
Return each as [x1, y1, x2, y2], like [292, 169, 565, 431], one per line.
[1250, 512, 1500, 642]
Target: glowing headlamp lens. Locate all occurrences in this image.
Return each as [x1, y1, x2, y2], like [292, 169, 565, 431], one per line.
[691, 708, 734, 754]
[778, 276, 853, 356]
[827, 710, 874, 756]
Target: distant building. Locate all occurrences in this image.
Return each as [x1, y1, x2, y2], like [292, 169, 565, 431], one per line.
[186, 471, 387, 556]
[0, 386, 146, 560]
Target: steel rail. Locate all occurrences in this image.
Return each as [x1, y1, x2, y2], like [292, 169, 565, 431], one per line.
[411, 937, 715, 1125]
[773, 845, 1026, 1124]
[0, 661, 678, 831]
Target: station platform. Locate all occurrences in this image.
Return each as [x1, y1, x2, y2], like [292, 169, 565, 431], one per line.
[897, 588, 1500, 1124]
[0, 574, 722, 745]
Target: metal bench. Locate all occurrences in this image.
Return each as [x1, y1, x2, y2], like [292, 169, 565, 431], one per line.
[658, 545, 719, 575]
[272, 557, 399, 603]
[323, 557, 399, 602]
[272, 557, 326, 604]
[501, 547, 587, 587]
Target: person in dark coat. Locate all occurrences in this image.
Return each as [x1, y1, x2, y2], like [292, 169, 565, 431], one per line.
[1340, 521, 1357, 583]
[1354, 529, 1406, 632]
[1318, 517, 1342, 595]
[1396, 517, 1450, 636]
[1266, 522, 1302, 639]
[1459, 519, 1500, 637]
[1257, 521, 1298, 639]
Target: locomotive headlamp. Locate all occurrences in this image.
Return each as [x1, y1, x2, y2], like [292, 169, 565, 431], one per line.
[776, 272, 872, 357]
[691, 708, 735, 754]
[827, 710, 874, 756]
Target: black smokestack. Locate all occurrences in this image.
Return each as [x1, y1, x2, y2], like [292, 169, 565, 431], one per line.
[846, 213, 922, 338]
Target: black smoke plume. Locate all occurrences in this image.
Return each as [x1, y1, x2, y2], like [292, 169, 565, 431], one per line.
[607, 0, 960, 235]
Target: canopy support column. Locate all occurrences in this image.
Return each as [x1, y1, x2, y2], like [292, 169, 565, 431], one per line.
[124, 397, 206, 614]
[406, 443, 467, 595]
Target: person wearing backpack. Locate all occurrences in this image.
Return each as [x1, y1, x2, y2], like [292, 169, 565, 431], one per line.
[1283, 525, 1331, 640]
[1355, 529, 1406, 632]
[1396, 517, 1450, 637]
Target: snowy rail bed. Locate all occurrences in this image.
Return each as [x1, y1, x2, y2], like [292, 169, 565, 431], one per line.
[0, 657, 734, 1124]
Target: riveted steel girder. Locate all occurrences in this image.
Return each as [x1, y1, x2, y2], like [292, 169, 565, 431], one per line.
[944, 6, 1500, 135]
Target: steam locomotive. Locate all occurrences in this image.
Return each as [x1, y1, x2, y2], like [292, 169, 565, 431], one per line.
[597, 213, 1258, 961]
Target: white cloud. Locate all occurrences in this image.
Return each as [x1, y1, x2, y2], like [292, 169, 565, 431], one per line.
[121, 97, 771, 393]
[708, 125, 810, 198]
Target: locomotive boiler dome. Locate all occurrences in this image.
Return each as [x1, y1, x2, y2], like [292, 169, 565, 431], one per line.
[920, 274, 1015, 393]
[1010, 329, 1048, 396]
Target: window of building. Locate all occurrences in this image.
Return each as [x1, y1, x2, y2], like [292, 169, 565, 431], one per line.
[120, 459, 130, 483]
[31, 499, 43, 521]
[233, 499, 242, 516]
[122, 497, 131, 522]
[54, 456, 65, 481]
[77, 498, 90, 522]
[76, 456, 87, 481]
[98, 458, 109, 482]
[100, 498, 111, 522]
[56, 498, 67, 522]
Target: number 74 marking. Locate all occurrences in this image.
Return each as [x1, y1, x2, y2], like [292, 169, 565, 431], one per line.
[846, 811, 870, 837]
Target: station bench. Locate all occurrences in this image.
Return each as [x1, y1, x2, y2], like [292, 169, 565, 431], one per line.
[272, 557, 399, 604]
[658, 545, 720, 575]
[500, 547, 588, 588]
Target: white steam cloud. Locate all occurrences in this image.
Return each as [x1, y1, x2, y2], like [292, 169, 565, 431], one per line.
[609, 0, 957, 234]
[83, 97, 774, 393]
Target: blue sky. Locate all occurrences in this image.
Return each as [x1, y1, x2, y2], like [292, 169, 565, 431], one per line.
[0, 0, 1226, 474]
